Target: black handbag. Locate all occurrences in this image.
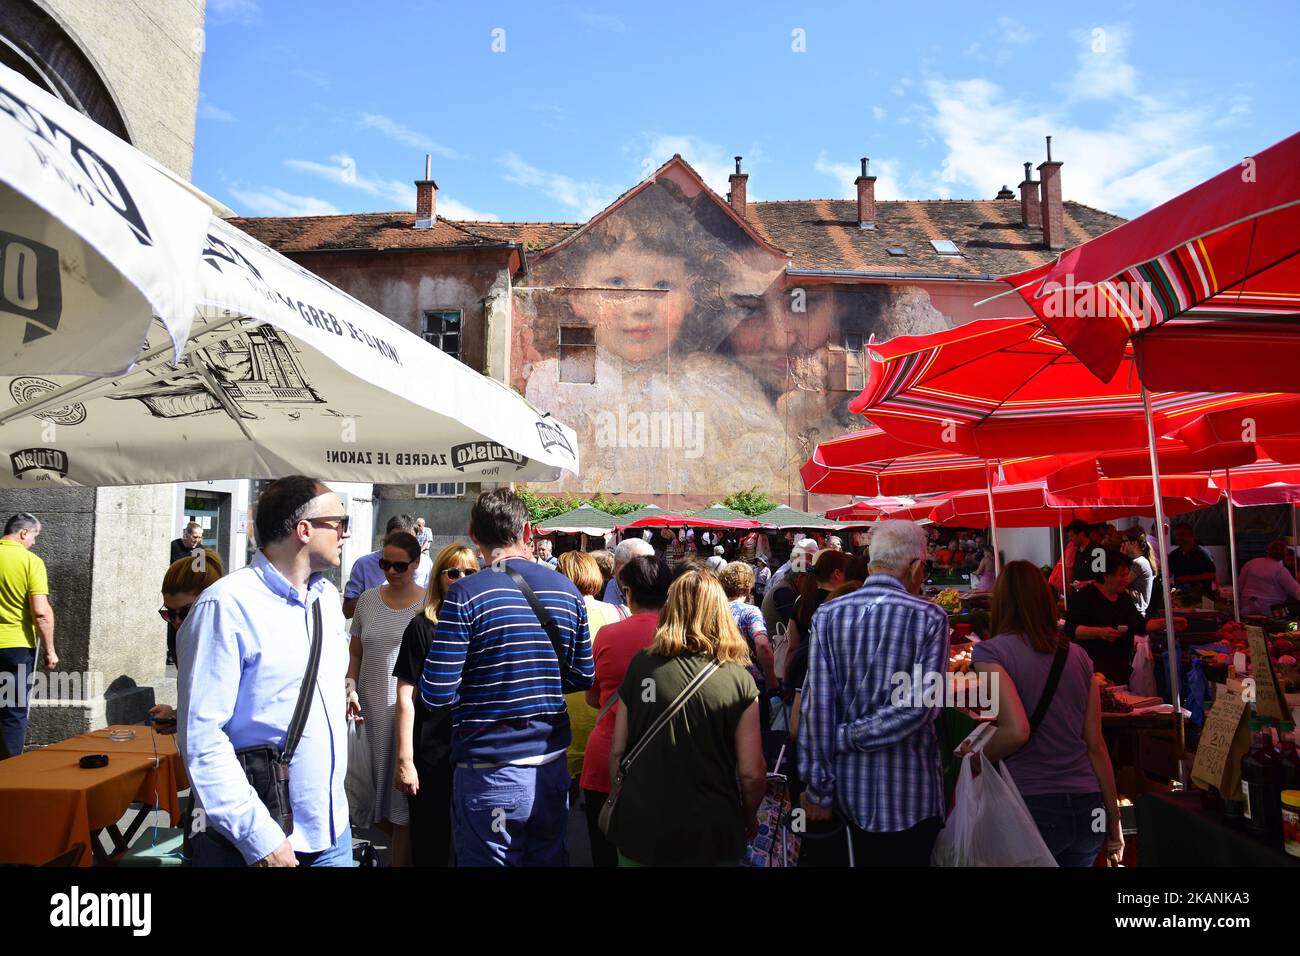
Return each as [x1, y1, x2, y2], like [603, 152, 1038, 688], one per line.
[225, 600, 325, 840]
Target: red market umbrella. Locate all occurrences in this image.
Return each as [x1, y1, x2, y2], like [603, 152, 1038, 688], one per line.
[823, 496, 915, 523]
[996, 132, 1300, 392]
[922, 481, 1218, 529]
[849, 316, 1271, 460]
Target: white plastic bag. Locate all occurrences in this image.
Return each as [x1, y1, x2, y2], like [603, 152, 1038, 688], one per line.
[932, 753, 1058, 867]
[1130, 635, 1157, 697]
[345, 718, 374, 828]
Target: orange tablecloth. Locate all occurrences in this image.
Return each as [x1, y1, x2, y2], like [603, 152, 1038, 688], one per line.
[46, 725, 189, 791]
[0, 732, 186, 866]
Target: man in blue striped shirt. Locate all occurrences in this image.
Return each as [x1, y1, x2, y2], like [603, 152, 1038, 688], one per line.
[798, 519, 948, 865]
[421, 488, 593, 866]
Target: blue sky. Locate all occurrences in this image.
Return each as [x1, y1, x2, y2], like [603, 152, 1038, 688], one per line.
[195, 0, 1300, 223]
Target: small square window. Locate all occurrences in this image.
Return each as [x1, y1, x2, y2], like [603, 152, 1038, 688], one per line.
[559, 325, 596, 384]
[887, 246, 907, 257]
[930, 239, 961, 256]
[415, 482, 465, 498]
[423, 310, 463, 361]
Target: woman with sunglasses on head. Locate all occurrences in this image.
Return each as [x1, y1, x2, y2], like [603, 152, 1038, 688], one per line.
[391, 542, 478, 866]
[345, 531, 427, 865]
[148, 549, 226, 734]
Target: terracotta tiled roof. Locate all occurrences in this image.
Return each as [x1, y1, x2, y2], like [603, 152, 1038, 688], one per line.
[458, 221, 582, 248]
[230, 196, 1124, 276]
[227, 213, 581, 253]
[745, 198, 1126, 276]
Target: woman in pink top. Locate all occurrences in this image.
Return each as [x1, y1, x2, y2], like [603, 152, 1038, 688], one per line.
[580, 555, 672, 867]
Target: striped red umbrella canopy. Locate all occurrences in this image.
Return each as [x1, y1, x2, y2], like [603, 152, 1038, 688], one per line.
[997, 132, 1300, 392]
[849, 316, 1273, 460]
[802, 424, 1052, 496]
[616, 514, 761, 530]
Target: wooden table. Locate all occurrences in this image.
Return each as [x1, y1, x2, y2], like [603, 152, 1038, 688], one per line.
[0, 726, 187, 866]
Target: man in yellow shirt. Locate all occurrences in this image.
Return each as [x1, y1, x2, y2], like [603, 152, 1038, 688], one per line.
[0, 513, 57, 759]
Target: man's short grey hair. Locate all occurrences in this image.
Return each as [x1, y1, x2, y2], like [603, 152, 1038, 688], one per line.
[4, 513, 39, 536]
[867, 520, 929, 573]
[184, 521, 203, 534]
[614, 537, 654, 567]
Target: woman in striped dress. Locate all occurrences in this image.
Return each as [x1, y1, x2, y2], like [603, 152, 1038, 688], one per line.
[346, 531, 426, 866]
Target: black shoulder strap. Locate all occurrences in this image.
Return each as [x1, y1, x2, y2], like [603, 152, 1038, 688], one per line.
[281, 599, 324, 763]
[1028, 638, 1070, 735]
[502, 563, 568, 670]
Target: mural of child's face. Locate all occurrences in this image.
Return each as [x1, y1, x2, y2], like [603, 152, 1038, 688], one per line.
[566, 242, 693, 365]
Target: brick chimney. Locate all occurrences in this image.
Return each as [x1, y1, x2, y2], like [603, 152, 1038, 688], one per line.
[415, 154, 437, 227]
[855, 157, 877, 229]
[1037, 137, 1064, 250]
[1019, 161, 1041, 228]
[728, 156, 748, 218]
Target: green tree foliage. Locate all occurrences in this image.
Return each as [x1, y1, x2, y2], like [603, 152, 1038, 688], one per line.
[516, 487, 642, 525]
[722, 488, 779, 517]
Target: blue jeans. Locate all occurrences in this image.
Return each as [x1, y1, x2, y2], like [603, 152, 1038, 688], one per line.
[452, 756, 570, 866]
[192, 823, 353, 867]
[1021, 792, 1104, 867]
[0, 647, 36, 760]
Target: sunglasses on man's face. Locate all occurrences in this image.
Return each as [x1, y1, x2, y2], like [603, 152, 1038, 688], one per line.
[378, 559, 412, 573]
[444, 567, 477, 580]
[158, 603, 195, 626]
[307, 515, 350, 535]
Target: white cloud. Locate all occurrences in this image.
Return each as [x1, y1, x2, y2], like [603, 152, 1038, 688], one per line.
[198, 95, 235, 122]
[284, 153, 493, 218]
[228, 186, 339, 217]
[499, 152, 615, 219]
[965, 16, 1036, 63]
[814, 153, 904, 201]
[207, 0, 259, 25]
[908, 27, 1227, 214]
[635, 134, 759, 200]
[871, 106, 888, 122]
[290, 68, 330, 88]
[359, 114, 461, 160]
[437, 198, 499, 221]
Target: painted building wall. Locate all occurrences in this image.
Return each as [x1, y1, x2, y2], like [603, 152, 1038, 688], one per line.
[512, 168, 1008, 506]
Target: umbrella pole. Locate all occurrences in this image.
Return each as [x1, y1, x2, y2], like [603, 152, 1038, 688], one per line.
[985, 460, 1001, 577]
[1142, 386, 1186, 785]
[1058, 514, 1068, 613]
[1292, 505, 1299, 569]
[1225, 469, 1240, 623]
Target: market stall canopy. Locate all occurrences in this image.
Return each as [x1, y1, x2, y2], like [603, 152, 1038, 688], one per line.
[849, 316, 1273, 460]
[0, 63, 213, 377]
[997, 132, 1300, 392]
[1209, 459, 1300, 506]
[0, 88, 581, 487]
[617, 514, 761, 530]
[752, 504, 840, 529]
[610, 504, 662, 524]
[689, 504, 759, 525]
[535, 504, 619, 535]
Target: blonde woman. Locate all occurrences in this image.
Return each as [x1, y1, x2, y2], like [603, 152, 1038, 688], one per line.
[148, 549, 226, 734]
[606, 570, 767, 866]
[390, 541, 478, 867]
[557, 550, 627, 783]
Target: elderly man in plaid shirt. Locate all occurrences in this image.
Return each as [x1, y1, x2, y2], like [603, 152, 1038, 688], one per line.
[797, 520, 949, 865]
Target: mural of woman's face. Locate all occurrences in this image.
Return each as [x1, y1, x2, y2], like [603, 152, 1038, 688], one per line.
[725, 284, 836, 392]
[565, 236, 693, 365]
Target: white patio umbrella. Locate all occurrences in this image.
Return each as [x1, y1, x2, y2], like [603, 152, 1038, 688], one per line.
[0, 215, 579, 487]
[0, 66, 579, 487]
[0, 63, 211, 376]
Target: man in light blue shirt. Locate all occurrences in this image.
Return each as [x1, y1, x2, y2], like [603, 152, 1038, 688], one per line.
[178, 475, 353, 867]
[342, 513, 431, 618]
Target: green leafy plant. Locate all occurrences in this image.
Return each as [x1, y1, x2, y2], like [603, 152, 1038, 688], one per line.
[516, 487, 641, 524]
[722, 488, 779, 517]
